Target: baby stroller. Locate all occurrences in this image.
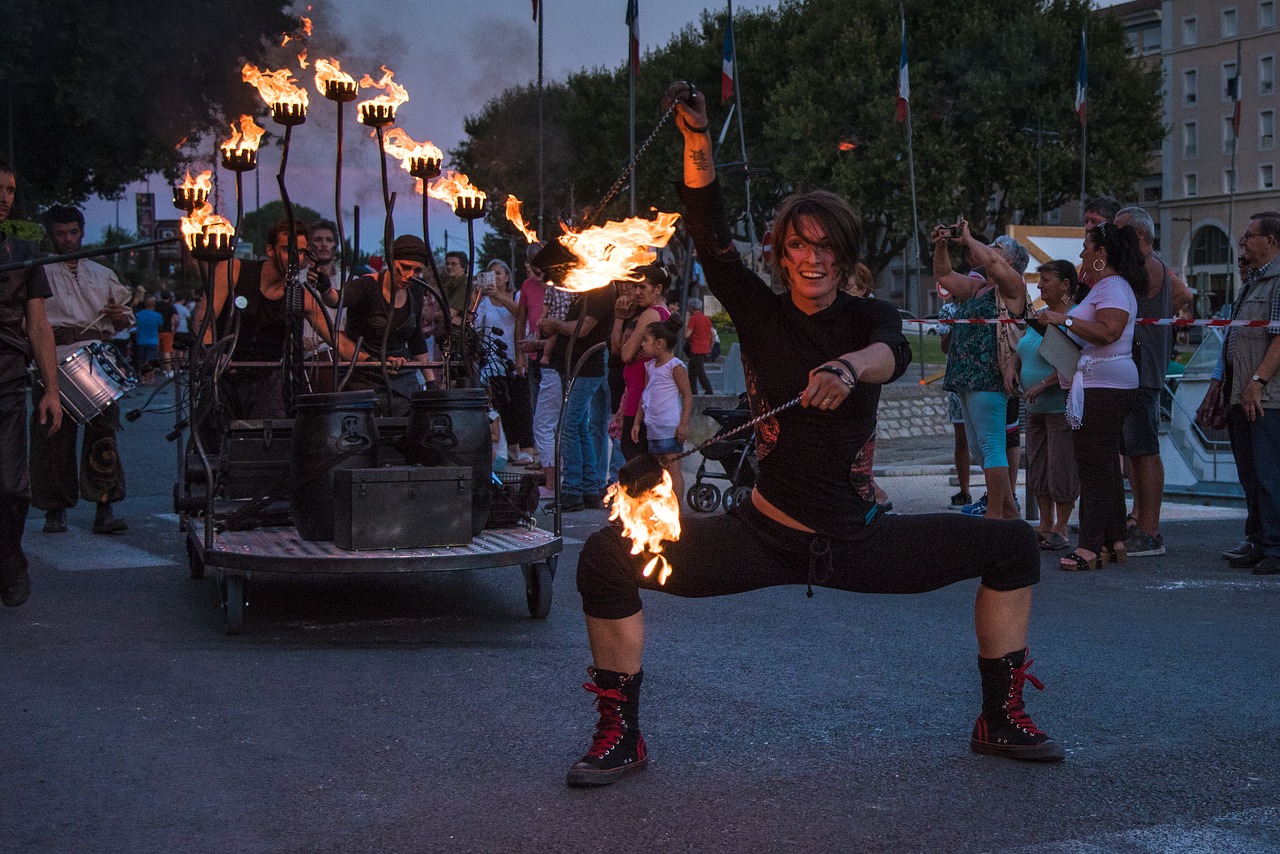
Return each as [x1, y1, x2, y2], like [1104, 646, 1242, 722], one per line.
[686, 394, 758, 513]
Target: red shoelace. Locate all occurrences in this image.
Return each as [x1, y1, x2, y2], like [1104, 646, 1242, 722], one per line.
[1005, 657, 1047, 736]
[583, 682, 628, 757]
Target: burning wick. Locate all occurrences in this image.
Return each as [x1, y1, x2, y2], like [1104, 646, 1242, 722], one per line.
[357, 65, 409, 127]
[315, 58, 357, 102]
[242, 63, 309, 125]
[180, 202, 236, 258]
[426, 170, 487, 219]
[172, 170, 212, 212]
[381, 128, 443, 179]
[607, 456, 681, 585]
[220, 115, 265, 172]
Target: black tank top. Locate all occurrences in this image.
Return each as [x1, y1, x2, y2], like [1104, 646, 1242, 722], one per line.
[219, 260, 286, 362]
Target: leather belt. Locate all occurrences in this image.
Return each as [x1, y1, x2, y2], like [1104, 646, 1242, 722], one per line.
[53, 327, 112, 346]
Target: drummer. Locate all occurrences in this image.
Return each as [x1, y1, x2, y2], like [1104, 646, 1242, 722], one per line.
[337, 234, 431, 415]
[31, 206, 134, 536]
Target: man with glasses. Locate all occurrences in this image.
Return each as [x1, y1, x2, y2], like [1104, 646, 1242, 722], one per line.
[1198, 212, 1280, 575]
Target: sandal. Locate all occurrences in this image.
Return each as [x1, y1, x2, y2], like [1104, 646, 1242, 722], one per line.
[1040, 532, 1069, 551]
[1108, 543, 1127, 565]
[1059, 550, 1103, 571]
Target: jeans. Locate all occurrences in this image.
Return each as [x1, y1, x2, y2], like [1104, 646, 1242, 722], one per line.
[1229, 404, 1280, 556]
[0, 379, 31, 588]
[559, 371, 606, 499]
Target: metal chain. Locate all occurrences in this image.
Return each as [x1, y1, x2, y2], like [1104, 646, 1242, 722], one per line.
[676, 394, 804, 461]
[583, 102, 680, 228]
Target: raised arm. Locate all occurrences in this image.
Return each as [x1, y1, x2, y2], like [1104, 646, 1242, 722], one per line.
[958, 222, 1027, 315]
[932, 226, 985, 301]
[665, 81, 714, 189]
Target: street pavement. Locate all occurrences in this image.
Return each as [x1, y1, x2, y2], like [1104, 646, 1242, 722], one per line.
[3, 383, 1278, 853]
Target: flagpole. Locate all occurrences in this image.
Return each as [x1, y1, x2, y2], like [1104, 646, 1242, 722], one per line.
[628, 2, 636, 217]
[727, 0, 759, 268]
[537, 0, 545, 236]
[1078, 23, 1088, 222]
[1228, 39, 1242, 300]
[900, 5, 921, 369]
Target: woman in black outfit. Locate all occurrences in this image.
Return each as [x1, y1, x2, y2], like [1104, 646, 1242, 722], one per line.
[564, 82, 1065, 788]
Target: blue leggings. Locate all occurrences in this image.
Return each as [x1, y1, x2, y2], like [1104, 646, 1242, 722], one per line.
[960, 390, 1010, 470]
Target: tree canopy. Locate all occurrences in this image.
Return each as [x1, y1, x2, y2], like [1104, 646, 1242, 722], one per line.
[453, 0, 1163, 277]
[1, 0, 299, 211]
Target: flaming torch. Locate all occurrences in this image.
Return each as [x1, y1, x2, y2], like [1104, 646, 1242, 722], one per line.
[172, 170, 212, 213]
[357, 65, 408, 128]
[426, 170, 490, 383]
[607, 458, 681, 585]
[315, 58, 360, 358]
[180, 202, 236, 262]
[219, 115, 264, 173]
[242, 63, 308, 126]
[383, 128, 444, 286]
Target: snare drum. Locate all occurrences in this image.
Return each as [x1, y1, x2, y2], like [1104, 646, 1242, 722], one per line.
[56, 342, 138, 423]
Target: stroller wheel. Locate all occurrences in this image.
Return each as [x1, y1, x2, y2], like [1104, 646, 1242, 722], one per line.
[723, 485, 753, 511]
[686, 483, 721, 513]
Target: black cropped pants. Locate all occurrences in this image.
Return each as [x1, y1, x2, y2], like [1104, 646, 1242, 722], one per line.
[577, 498, 1041, 620]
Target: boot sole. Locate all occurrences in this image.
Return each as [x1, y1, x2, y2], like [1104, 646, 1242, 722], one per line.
[565, 757, 648, 787]
[970, 738, 1066, 762]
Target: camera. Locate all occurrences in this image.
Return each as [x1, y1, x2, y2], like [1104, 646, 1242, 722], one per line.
[477, 271, 497, 288]
[941, 225, 961, 239]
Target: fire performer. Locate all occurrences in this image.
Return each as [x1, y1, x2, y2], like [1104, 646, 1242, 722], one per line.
[0, 163, 62, 607]
[565, 82, 1063, 787]
[31, 206, 134, 536]
[196, 219, 343, 419]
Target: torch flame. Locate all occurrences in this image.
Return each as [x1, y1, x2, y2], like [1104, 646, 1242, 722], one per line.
[297, 49, 309, 70]
[357, 65, 409, 113]
[505, 195, 540, 244]
[313, 57, 356, 96]
[242, 63, 309, 110]
[177, 170, 213, 193]
[425, 169, 486, 208]
[179, 202, 235, 248]
[557, 212, 680, 292]
[605, 471, 681, 585]
[301, 16, 313, 36]
[220, 115, 266, 155]
[382, 128, 443, 172]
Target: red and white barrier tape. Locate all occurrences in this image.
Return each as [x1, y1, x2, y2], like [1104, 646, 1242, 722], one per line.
[904, 317, 1277, 328]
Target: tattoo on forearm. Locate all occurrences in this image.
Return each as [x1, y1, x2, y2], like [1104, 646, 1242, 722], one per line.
[691, 149, 710, 171]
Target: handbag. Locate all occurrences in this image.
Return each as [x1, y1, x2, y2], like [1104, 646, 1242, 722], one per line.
[1037, 322, 1083, 384]
[993, 289, 1027, 395]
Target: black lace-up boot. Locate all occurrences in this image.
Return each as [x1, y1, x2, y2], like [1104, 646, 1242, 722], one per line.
[970, 648, 1065, 762]
[566, 667, 647, 787]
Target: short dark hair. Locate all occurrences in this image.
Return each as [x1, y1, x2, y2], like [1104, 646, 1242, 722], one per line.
[266, 218, 309, 249]
[310, 220, 338, 239]
[1250, 211, 1280, 241]
[1085, 196, 1121, 222]
[644, 318, 679, 350]
[446, 250, 469, 268]
[768, 190, 862, 292]
[635, 263, 669, 291]
[45, 205, 85, 230]
[1036, 260, 1080, 293]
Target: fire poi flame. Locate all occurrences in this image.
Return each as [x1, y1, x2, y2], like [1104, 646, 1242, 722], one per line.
[313, 57, 356, 97]
[556, 212, 680, 292]
[505, 195, 540, 244]
[220, 115, 266, 156]
[383, 128, 443, 173]
[242, 63, 310, 111]
[425, 169, 487, 210]
[605, 469, 681, 585]
[357, 65, 409, 119]
[179, 202, 235, 251]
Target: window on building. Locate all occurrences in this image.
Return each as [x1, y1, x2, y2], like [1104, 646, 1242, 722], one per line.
[1183, 16, 1199, 44]
[1224, 168, 1238, 193]
[1184, 69, 1199, 105]
[1261, 163, 1276, 189]
[1185, 173, 1199, 197]
[1223, 61, 1239, 101]
[1262, 1, 1276, 29]
[1192, 227, 1230, 266]
[1261, 55, 1275, 95]
[1183, 121, 1199, 158]
[1262, 110, 1276, 148]
[1223, 8, 1239, 38]
[1140, 175, 1163, 203]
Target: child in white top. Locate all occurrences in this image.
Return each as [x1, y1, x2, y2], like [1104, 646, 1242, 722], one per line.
[634, 319, 693, 507]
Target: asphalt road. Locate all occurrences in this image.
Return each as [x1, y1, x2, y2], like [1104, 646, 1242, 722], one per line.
[3, 384, 1278, 853]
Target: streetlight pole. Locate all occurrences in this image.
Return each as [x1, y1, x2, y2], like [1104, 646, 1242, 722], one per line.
[1020, 122, 1059, 223]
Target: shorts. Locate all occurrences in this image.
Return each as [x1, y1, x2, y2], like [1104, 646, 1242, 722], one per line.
[1119, 386, 1161, 457]
[158, 332, 174, 352]
[647, 435, 682, 455]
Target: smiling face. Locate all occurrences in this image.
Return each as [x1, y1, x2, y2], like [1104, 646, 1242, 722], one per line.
[780, 215, 840, 312]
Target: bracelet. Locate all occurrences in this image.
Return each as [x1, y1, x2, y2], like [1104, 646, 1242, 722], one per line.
[815, 364, 856, 389]
[834, 358, 859, 386]
[678, 118, 710, 134]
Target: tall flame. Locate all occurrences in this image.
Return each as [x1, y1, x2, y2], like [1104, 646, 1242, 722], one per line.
[357, 65, 409, 113]
[382, 128, 443, 172]
[605, 471, 681, 585]
[179, 202, 235, 248]
[220, 115, 266, 155]
[426, 169, 486, 208]
[313, 57, 355, 95]
[297, 49, 309, 70]
[242, 63, 309, 109]
[557, 213, 680, 292]
[177, 170, 213, 193]
[505, 195, 540, 244]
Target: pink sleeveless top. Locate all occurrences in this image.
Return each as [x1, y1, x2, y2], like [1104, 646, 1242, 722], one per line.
[619, 304, 670, 417]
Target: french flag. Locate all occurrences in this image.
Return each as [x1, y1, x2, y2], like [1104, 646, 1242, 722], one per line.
[626, 0, 640, 75]
[895, 10, 909, 124]
[1075, 26, 1087, 128]
[722, 15, 736, 103]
